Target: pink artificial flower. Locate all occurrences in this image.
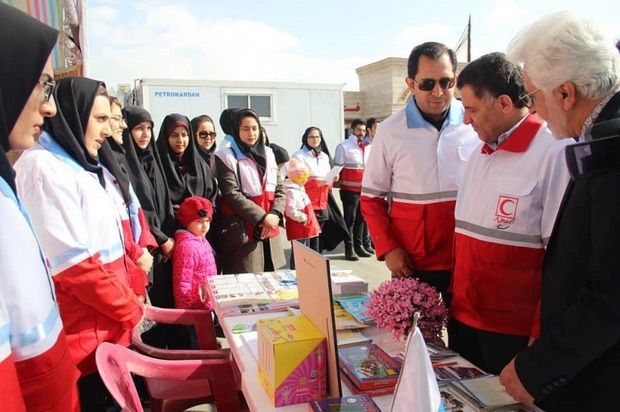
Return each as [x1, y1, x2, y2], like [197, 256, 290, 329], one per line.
[365, 277, 448, 341]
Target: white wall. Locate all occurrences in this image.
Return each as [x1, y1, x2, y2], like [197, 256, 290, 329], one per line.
[138, 79, 344, 157]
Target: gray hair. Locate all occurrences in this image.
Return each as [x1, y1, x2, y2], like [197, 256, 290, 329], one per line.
[507, 11, 620, 100]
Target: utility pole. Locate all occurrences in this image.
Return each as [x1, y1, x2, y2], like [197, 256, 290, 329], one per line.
[467, 14, 472, 63]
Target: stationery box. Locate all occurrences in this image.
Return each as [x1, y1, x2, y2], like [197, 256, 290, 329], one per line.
[258, 315, 327, 407]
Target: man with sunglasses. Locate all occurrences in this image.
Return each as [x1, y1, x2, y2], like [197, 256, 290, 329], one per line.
[360, 42, 477, 306]
[448, 52, 571, 376]
[498, 12, 620, 411]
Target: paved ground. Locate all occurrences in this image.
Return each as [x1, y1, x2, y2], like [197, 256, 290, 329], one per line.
[284, 188, 391, 291]
[283, 236, 391, 292]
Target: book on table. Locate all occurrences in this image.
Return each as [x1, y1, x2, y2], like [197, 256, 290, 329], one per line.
[330, 270, 368, 294]
[333, 293, 372, 324]
[339, 372, 396, 397]
[206, 270, 299, 316]
[335, 329, 371, 348]
[449, 376, 523, 411]
[307, 394, 380, 412]
[434, 363, 489, 382]
[333, 302, 368, 330]
[338, 343, 401, 391]
[439, 382, 477, 412]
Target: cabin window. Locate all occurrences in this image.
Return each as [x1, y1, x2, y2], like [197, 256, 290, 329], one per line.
[226, 94, 273, 120]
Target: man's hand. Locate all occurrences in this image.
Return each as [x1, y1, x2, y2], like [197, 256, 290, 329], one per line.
[499, 358, 535, 406]
[384, 248, 414, 278]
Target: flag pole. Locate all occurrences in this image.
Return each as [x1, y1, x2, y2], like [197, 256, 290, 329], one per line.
[412, 311, 420, 331]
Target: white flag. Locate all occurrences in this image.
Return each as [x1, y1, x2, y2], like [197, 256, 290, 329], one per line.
[390, 327, 445, 412]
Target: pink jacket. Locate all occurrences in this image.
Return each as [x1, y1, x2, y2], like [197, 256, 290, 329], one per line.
[172, 230, 217, 310]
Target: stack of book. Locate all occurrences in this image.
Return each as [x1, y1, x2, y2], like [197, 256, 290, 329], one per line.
[434, 362, 489, 383]
[330, 270, 368, 294]
[427, 343, 459, 361]
[333, 302, 371, 348]
[207, 270, 299, 317]
[338, 344, 401, 396]
[448, 376, 523, 411]
[333, 293, 373, 324]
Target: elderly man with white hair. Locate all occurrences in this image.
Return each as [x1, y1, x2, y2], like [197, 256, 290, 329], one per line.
[499, 11, 620, 411]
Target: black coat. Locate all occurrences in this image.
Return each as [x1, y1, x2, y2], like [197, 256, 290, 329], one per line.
[515, 92, 620, 411]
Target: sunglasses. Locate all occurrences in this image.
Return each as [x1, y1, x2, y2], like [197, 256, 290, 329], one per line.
[413, 77, 456, 91]
[518, 88, 540, 109]
[39, 79, 56, 101]
[198, 131, 217, 139]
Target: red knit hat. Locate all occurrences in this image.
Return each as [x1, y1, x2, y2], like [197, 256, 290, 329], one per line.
[176, 196, 213, 227]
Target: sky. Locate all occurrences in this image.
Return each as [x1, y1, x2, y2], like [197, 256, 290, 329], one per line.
[87, 0, 619, 92]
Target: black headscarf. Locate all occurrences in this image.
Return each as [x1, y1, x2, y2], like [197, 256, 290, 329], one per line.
[156, 113, 218, 207]
[98, 97, 132, 204]
[232, 109, 267, 177]
[191, 115, 217, 166]
[0, 4, 58, 194]
[301, 126, 332, 158]
[219, 108, 240, 136]
[43, 76, 107, 187]
[121, 105, 175, 244]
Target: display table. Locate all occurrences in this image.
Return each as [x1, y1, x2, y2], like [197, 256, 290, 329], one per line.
[207, 273, 530, 412]
[220, 312, 402, 411]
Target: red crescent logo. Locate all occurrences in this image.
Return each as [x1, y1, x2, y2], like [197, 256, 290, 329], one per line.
[499, 198, 516, 216]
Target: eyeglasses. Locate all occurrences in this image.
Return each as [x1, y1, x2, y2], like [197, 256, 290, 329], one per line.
[518, 88, 540, 108]
[413, 77, 456, 91]
[38, 79, 56, 101]
[110, 115, 126, 124]
[198, 131, 217, 139]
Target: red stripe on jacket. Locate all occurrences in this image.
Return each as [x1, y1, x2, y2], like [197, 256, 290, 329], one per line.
[304, 177, 330, 210]
[54, 255, 143, 375]
[450, 232, 542, 336]
[0, 355, 26, 412]
[361, 197, 456, 270]
[285, 203, 321, 241]
[15, 331, 79, 411]
[339, 168, 364, 192]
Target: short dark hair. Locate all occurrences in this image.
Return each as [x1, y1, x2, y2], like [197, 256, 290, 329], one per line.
[366, 117, 378, 130]
[456, 52, 526, 108]
[350, 119, 366, 130]
[407, 42, 457, 79]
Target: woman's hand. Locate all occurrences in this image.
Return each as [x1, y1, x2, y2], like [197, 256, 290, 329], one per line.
[263, 214, 280, 230]
[259, 214, 280, 239]
[161, 238, 175, 262]
[136, 248, 154, 274]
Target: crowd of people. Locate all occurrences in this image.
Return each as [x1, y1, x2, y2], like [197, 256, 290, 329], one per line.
[2, 3, 620, 411]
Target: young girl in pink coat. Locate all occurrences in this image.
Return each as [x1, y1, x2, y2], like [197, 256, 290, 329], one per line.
[172, 196, 217, 311]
